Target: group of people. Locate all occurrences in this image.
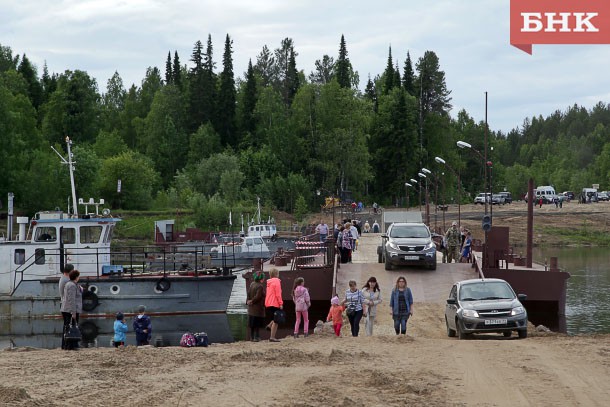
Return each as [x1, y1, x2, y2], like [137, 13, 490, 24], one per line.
[247, 269, 414, 341]
[442, 221, 472, 263]
[58, 263, 152, 349]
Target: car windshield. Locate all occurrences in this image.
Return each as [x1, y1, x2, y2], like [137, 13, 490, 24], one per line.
[389, 225, 429, 238]
[459, 282, 515, 301]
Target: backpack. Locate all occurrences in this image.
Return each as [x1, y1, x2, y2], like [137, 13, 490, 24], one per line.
[194, 332, 209, 347]
[180, 332, 197, 347]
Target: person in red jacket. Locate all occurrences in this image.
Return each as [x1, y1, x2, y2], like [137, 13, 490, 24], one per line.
[264, 268, 283, 342]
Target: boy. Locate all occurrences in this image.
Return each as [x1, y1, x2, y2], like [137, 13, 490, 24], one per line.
[133, 305, 152, 346]
[113, 312, 128, 347]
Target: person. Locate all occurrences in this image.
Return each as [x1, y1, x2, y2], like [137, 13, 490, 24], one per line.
[539, 197, 543, 208]
[113, 312, 128, 348]
[351, 201, 357, 214]
[363, 220, 371, 233]
[460, 226, 467, 250]
[315, 221, 329, 242]
[445, 221, 461, 263]
[340, 224, 353, 263]
[342, 280, 364, 337]
[264, 268, 283, 342]
[58, 263, 74, 350]
[461, 231, 472, 263]
[372, 202, 379, 214]
[326, 296, 345, 337]
[61, 269, 82, 350]
[246, 270, 265, 342]
[389, 276, 414, 335]
[361, 277, 382, 336]
[133, 305, 152, 346]
[349, 221, 359, 252]
[292, 277, 311, 338]
[441, 234, 448, 263]
[372, 220, 380, 233]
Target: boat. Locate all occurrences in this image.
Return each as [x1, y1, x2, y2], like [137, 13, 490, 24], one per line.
[0, 137, 236, 320]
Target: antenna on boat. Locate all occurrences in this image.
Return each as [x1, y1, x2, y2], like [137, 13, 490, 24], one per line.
[256, 196, 261, 224]
[51, 137, 78, 218]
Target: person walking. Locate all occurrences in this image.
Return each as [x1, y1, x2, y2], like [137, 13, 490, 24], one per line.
[342, 280, 364, 337]
[246, 270, 265, 342]
[61, 269, 82, 350]
[461, 231, 472, 263]
[264, 268, 283, 342]
[389, 276, 414, 335]
[340, 224, 353, 263]
[292, 277, 311, 338]
[445, 221, 461, 263]
[315, 221, 329, 242]
[326, 296, 345, 337]
[361, 277, 382, 336]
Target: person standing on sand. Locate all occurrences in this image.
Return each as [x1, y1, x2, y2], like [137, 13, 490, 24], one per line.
[58, 263, 74, 350]
[246, 271, 265, 342]
[361, 277, 382, 336]
[61, 269, 82, 350]
[342, 280, 364, 337]
[389, 276, 414, 335]
[113, 312, 128, 348]
[292, 277, 311, 338]
[133, 305, 152, 346]
[326, 296, 345, 337]
[264, 268, 283, 342]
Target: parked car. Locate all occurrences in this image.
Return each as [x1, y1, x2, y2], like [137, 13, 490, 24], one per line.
[492, 194, 506, 205]
[498, 191, 512, 203]
[598, 191, 609, 201]
[562, 191, 575, 201]
[377, 222, 436, 270]
[444, 278, 528, 339]
[474, 193, 491, 205]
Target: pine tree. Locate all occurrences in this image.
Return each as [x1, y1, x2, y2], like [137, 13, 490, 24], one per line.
[202, 34, 217, 128]
[364, 74, 378, 111]
[402, 51, 415, 95]
[241, 59, 257, 139]
[393, 61, 401, 89]
[41, 61, 57, 103]
[415, 50, 452, 118]
[285, 47, 300, 106]
[17, 54, 43, 109]
[165, 51, 173, 85]
[173, 51, 182, 88]
[335, 35, 351, 88]
[217, 34, 236, 146]
[188, 40, 205, 133]
[383, 46, 395, 95]
[309, 55, 334, 84]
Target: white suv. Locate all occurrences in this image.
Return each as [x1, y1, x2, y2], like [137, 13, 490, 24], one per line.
[474, 193, 491, 205]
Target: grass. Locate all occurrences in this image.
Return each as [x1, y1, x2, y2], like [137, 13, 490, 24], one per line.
[538, 222, 610, 246]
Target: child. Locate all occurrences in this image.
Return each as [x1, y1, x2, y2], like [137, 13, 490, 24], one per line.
[113, 312, 128, 348]
[326, 295, 345, 337]
[133, 305, 152, 346]
[292, 277, 311, 338]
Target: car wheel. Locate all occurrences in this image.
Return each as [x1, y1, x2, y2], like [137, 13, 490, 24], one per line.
[428, 262, 437, 270]
[503, 331, 512, 338]
[384, 253, 393, 270]
[445, 317, 456, 337]
[518, 329, 527, 339]
[456, 320, 467, 340]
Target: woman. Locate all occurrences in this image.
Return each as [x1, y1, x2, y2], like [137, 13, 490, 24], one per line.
[264, 268, 283, 342]
[340, 223, 353, 263]
[461, 231, 472, 263]
[342, 280, 364, 337]
[389, 276, 414, 335]
[361, 277, 382, 336]
[246, 270, 266, 342]
[60, 269, 82, 350]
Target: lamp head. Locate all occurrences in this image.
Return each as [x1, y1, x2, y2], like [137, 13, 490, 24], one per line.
[435, 156, 446, 165]
[418, 173, 426, 178]
[316, 190, 321, 196]
[410, 178, 418, 184]
[405, 183, 412, 187]
[457, 141, 472, 149]
[421, 168, 431, 175]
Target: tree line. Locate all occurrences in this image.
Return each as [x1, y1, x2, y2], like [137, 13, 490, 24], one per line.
[1, 36, 610, 229]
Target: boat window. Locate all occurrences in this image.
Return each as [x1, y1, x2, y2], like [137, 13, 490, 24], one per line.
[35, 249, 45, 265]
[265, 226, 270, 231]
[35, 227, 56, 242]
[14, 249, 25, 265]
[80, 226, 103, 244]
[61, 228, 76, 244]
[254, 237, 263, 245]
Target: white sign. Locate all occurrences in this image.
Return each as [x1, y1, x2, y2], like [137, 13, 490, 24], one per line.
[117, 179, 122, 193]
[592, 183, 600, 189]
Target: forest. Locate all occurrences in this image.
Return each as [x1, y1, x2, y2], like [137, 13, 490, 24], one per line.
[2, 35, 610, 229]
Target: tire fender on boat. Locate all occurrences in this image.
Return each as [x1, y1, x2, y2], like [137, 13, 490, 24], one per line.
[156, 277, 171, 292]
[271, 234, 277, 242]
[82, 291, 99, 312]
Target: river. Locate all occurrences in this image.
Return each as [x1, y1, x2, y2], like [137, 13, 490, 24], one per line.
[534, 246, 610, 335]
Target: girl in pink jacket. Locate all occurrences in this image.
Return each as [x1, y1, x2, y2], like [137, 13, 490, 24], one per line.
[292, 277, 311, 338]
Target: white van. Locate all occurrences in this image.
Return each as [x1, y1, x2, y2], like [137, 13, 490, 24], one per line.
[581, 188, 598, 203]
[525, 186, 557, 203]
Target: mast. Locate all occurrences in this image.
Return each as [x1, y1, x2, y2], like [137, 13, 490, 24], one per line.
[51, 136, 78, 217]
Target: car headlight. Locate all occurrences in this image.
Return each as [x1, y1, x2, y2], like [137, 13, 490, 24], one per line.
[511, 306, 525, 316]
[462, 309, 479, 318]
[388, 241, 400, 250]
[424, 241, 435, 250]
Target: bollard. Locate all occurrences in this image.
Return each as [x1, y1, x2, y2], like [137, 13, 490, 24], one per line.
[550, 257, 558, 271]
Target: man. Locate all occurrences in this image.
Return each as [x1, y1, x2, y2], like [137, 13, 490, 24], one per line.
[445, 222, 461, 263]
[59, 263, 74, 350]
[315, 220, 329, 242]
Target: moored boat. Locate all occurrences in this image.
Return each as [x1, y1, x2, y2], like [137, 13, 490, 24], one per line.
[0, 138, 236, 320]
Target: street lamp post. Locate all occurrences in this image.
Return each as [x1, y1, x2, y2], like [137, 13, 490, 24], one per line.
[457, 140, 488, 215]
[435, 156, 461, 229]
[418, 172, 429, 226]
[410, 178, 419, 213]
[422, 168, 439, 232]
[404, 182, 412, 211]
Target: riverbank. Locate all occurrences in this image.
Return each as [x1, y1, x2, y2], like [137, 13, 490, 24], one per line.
[2, 303, 609, 406]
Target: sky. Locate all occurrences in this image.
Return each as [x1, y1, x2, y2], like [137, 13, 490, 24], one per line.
[2, 0, 610, 134]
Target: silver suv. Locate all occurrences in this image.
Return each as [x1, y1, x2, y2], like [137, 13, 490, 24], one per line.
[445, 278, 528, 339]
[474, 193, 491, 205]
[377, 222, 436, 270]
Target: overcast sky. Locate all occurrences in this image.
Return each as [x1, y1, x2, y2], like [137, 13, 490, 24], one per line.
[2, 0, 610, 134]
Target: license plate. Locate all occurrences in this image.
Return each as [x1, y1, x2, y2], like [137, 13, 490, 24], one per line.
[405, 256, 419, 260]
[484, 319, 507, 325]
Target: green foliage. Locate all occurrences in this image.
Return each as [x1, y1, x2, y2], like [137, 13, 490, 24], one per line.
[293, 195, 308, 221]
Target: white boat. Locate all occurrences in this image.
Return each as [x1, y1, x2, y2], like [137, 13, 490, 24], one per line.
[0, 138, 236, 320]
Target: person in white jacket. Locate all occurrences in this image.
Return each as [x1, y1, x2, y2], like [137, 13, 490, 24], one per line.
[361, 276, 382, 336]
